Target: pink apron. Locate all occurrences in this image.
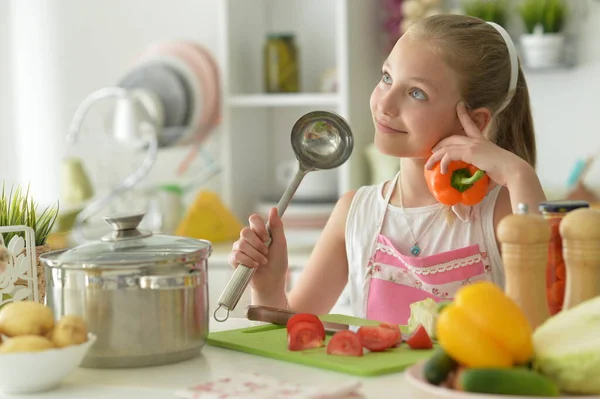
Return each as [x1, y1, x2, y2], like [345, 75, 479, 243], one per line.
[364, 174, 494, 325]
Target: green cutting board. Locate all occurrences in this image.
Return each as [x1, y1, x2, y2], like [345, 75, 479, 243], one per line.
[206, 314, 436, 376]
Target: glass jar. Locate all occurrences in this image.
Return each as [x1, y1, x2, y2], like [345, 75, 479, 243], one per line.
[538, 200, 589, 315]
[264, 33, 299, 93]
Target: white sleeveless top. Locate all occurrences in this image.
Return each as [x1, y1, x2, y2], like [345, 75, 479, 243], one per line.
[344, 179, 504, 319]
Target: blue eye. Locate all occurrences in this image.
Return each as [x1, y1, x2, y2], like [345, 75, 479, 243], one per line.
[410, 88, 427, 100]
[381, 72, 392, 84]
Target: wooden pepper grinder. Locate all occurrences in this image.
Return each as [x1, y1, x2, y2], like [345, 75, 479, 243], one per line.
[497, 203, 551, 330]
[560, 207, 600, 310]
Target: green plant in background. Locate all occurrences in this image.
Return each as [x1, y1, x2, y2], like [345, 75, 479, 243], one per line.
[0, 183, 59, 246]
[519, 0, 567, 34]
[463, 0, 509, 27]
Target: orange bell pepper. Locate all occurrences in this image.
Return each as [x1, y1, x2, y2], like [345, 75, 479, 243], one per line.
[425, 160, 490, 206]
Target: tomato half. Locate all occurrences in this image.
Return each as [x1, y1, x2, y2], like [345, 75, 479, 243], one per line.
[326, 330, 363, 356]
[379, 323, 402, 346]
[286, 313, 325, 341]
[406, 324, 433, 350]
[357, 325, 398, 352]
[287, 321, 324, 351]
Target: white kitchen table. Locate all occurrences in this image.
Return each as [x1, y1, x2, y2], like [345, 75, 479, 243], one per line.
[1, 318, 419, 399]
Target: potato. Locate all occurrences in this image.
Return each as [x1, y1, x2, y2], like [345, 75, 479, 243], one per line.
[50, 315, 88, 348]
[0, 335, 54, 353]
[0, 301, 54, 337]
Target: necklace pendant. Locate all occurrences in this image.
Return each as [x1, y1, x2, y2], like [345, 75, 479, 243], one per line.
[410, 244, 421, 256]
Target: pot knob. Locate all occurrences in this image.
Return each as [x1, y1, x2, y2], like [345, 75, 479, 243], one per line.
[101, 213, 152, 242]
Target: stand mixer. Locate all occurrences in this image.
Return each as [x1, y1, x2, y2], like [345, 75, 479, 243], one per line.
[65, 40, 221, 244]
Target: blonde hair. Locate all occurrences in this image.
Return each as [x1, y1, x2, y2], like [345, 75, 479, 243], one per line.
[406, 15, 537, 168]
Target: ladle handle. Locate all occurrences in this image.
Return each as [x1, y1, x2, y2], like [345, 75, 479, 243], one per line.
[214, 168, 308, 321]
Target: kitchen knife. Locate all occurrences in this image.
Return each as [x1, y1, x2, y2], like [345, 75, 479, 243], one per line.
[245, 305, 360, 334]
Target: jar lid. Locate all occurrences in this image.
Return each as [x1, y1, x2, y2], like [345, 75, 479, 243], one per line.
[538, 200, 590, 213]
[40, 213, 211, 268]
[266, 33, 295, 40]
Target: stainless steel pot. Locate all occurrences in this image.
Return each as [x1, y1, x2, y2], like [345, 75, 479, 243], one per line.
[39, 213, 212, 369]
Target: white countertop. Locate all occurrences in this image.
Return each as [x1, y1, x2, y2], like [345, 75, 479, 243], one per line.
[2, 318, 417, 399]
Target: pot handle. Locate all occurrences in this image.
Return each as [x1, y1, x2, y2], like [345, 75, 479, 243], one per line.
[138, 273, 202, 290]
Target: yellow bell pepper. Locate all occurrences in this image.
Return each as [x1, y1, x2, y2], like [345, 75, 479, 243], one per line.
[436, 281, 534, 368]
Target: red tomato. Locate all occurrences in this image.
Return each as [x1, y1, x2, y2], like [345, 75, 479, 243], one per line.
[326, 330, 363, 356]
[357, 325, 398, 352]
[406, 324, 433, 350]
[287, 321, 324, 351]
[286, 313, 325, 341]
[379, 323, 402, 346]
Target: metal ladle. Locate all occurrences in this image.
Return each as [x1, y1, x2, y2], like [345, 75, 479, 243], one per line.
[214, 110, 354, 322]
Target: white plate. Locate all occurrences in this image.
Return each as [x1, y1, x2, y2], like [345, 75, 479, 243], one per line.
[404, 360, 600, 399]
[132, 53, 205, 147]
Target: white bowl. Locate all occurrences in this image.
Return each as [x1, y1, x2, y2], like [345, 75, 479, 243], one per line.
[0, 333, 97, 394]
[405, 360, 600, 399]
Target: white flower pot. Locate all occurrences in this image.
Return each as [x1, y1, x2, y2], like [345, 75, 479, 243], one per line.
[520, 32, 566, 69]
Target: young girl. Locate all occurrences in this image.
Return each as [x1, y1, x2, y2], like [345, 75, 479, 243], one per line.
[227, 14, 547, 325]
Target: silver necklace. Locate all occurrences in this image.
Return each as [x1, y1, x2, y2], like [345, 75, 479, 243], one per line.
[397, 174, 444, 256]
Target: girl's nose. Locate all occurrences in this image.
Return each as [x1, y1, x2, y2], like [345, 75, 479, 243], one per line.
[377, 91, 400, 118]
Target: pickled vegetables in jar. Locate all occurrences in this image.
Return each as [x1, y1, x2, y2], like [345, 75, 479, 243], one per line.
[538, 200, 589, 315]
[264, 33, 300, 93]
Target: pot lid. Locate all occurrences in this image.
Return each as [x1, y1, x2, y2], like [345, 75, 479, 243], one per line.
[44, 213, 211, 267]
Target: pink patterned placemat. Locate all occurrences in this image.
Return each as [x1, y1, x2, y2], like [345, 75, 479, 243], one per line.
[175, 373, 364, 399]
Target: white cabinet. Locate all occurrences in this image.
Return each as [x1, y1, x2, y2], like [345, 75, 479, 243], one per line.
[213, 0, 383, 313]
[217, 0, 384, 222]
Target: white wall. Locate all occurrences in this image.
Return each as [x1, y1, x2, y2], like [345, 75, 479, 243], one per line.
[0, 1, 15, 183]
[5, 0, 223, 209]
[525, 1, 600, 196]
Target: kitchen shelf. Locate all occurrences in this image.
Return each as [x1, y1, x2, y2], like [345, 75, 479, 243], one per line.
[228, 93, 341, 108]
[216, 0, 381, 314]
[218, 0, 384, 221]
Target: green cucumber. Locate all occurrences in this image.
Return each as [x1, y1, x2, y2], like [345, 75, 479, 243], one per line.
[458, 367, 560, 397]
[522, 358, 534, 369]
[424, 348, 458, 385]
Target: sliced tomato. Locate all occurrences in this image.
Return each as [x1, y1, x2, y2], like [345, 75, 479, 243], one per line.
[326, 330, 363, 356]
[286, 313, 325, 341]
[406, 324, 433, 350]
[379, 323, 402, 346]
[357, 325, 398, 352]
[287, 321, 324, 351]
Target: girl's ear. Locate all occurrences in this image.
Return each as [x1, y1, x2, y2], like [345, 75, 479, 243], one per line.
[468, 107, 493, 133]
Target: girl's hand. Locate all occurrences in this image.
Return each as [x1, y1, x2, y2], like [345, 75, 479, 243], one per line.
[228, 207, 289, 297]
[424, 102, 529, 187]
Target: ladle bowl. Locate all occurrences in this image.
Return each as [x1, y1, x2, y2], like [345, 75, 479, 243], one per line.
[214, 111, 354, 322]
[291, 111, 354, 171]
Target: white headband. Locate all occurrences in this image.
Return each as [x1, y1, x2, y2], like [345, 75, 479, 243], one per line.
[487, 22, 519, 114]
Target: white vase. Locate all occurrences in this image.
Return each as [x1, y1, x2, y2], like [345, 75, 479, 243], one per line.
[520, 31, 566, 69]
